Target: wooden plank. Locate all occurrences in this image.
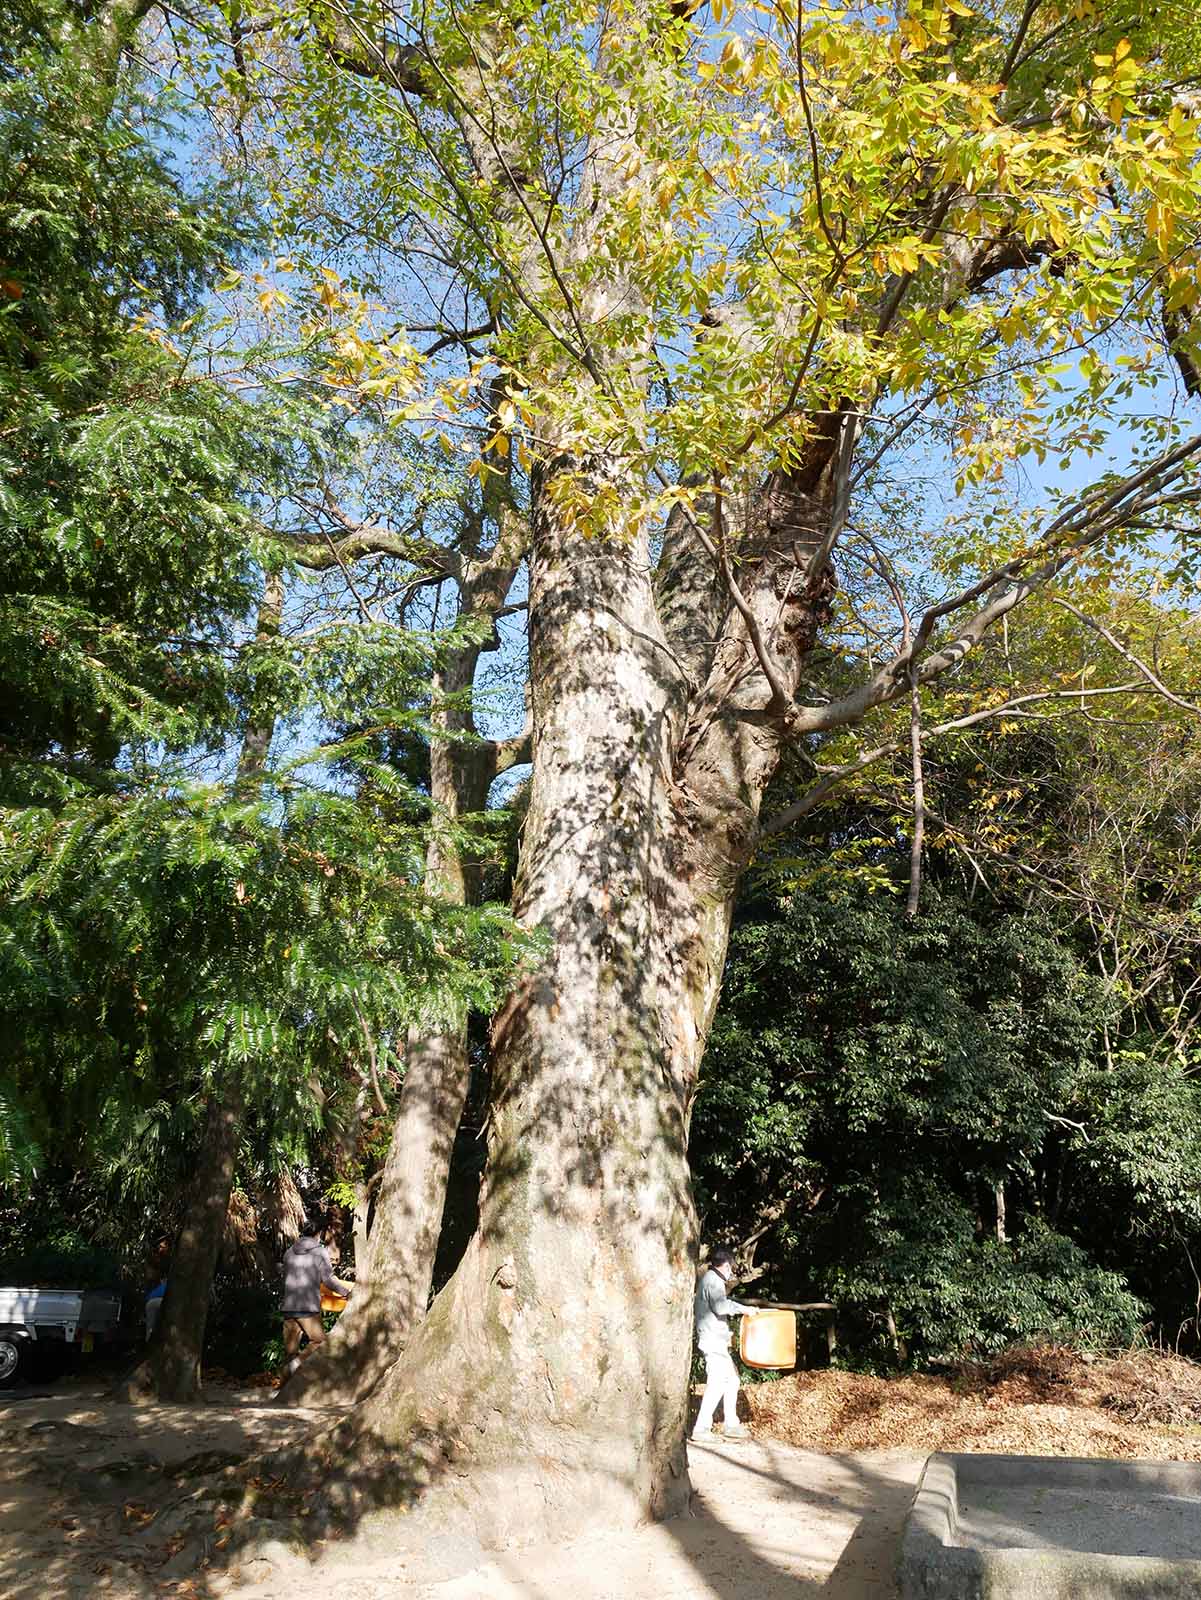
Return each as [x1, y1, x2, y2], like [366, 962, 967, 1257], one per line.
[742, 1299, 835, 1313]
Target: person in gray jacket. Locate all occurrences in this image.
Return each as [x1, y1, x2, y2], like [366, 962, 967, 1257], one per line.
[281, 1218, 353, 1374]
[691, 1246, 753, 1441]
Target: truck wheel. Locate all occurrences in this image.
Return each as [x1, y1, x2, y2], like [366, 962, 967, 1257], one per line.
[0, 1335, 27, 1388]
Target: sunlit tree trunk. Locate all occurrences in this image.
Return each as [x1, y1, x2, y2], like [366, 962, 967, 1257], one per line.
[295, 458, 829, 1542]
[283, 529, 524, 1407]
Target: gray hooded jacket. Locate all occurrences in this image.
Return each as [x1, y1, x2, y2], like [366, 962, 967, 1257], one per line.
[694, 1267, 752, 1354]
[281, 1235, 351, 1317]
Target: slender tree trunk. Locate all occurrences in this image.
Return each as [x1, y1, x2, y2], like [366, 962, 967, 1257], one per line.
[352, 1182, 373, 1277]
[288, 1024, 475, 1405]
[907, 669, 925, 918]
[147, 1087, 244, 1400]
[282, 543, 522, 1406]
[113, 576, 281, 1403]
[885, 1304, 909, 1366]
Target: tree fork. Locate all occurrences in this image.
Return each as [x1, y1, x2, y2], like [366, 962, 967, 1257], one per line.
[261, 457, 828, 1549]
[282, 527, 525, 1407]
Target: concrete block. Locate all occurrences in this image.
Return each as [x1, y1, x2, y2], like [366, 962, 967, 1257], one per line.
[898, 1452, 1201, 1599]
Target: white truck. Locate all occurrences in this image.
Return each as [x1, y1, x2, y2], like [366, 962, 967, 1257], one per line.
[0, 1287, 123, 1387]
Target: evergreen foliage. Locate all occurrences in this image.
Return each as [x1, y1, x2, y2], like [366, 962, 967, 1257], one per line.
[0, 2, 532, 1304]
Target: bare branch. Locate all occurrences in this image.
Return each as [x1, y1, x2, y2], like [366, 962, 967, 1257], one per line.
[1051, 597, 1201, 717]
[1000, 0, 1048, 84]
[283, 494, 463, 580]
[414, 321, 497, 358]
[321, 526, 377, 623]
[351, 997, 389, 1117]
[784, 433, 1201, 737]
[759, 681, 1151, 838]
[711, 477, 795, 712]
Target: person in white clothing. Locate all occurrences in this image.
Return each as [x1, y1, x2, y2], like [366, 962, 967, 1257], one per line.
[691, 1246, 753, 1441]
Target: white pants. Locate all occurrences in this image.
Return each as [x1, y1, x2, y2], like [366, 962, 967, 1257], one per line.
[696, 1349, 740, 1432]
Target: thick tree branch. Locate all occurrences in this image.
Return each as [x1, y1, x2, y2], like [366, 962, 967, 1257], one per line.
[492, 725, 532, 774]
[782, 434, 1201, 737]
[283, 495, 463, 580]
[1000, 0, 1048, 84]
[1163, 302, 1201, 399]
[317, 1, 428, 91]
[709, 478, 795, 712]
[94, 0, 159, 85]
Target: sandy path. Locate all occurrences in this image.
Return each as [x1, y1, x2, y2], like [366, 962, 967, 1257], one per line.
[0, 1384, 923, 1600]
[242, 1439, 924, 1600]
[426, 1441, 922, 1600]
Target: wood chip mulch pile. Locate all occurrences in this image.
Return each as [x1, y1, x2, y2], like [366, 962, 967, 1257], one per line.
[745, 1345, 1201, 1459]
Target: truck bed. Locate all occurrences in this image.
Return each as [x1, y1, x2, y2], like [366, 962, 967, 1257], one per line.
[0, 1287, 122, 1337]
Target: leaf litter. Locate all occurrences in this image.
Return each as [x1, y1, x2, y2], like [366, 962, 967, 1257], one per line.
[745, 1345, 1201, 1457]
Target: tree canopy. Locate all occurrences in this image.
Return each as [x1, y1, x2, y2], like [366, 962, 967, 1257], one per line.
[2, 0, 1201, 1554]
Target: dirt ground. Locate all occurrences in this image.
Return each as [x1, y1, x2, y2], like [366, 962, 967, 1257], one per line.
[3, 1348, 1200, 1600]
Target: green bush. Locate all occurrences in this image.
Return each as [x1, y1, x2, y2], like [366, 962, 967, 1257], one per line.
[692, 886, 1160, 1367]
[0, 1218, 124, 1292]
[202, 1280, 281, 1377]
[827, 1200, 1146, 1364]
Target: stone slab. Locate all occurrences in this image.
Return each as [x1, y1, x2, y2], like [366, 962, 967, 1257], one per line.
[898, 1452, 1201, 1599]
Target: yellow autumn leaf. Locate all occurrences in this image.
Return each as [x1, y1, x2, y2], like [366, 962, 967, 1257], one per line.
[257, 286, 289, 317]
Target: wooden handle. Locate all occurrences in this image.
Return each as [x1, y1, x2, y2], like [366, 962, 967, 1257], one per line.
[742, 1299, 835, 1313]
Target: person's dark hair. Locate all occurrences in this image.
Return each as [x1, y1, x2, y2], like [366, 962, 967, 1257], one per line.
[710, 1246, 735, 1270]
[300, 1218, 321, 1238]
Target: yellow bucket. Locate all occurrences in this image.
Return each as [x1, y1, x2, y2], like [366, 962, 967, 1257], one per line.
[739, 1309, 796, 1370]
[319, 1286, 348, 1313]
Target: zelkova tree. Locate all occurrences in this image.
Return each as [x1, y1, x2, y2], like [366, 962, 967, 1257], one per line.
[179, 0, 1201, 1540]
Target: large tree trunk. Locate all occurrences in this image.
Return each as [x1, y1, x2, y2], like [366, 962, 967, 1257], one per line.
[287, 463, 818, 1548]
[265, 24, 831, 1544]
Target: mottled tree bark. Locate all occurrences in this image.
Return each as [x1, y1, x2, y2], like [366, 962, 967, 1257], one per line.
[289, 452, 831, 1544]
[272, 2, 841, 1540]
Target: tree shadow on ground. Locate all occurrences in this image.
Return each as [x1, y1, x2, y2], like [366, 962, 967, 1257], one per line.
[0, 1378, 921, 1600]
[0, 1383, 338, 1600]
[674, 1440, 919, 1599]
